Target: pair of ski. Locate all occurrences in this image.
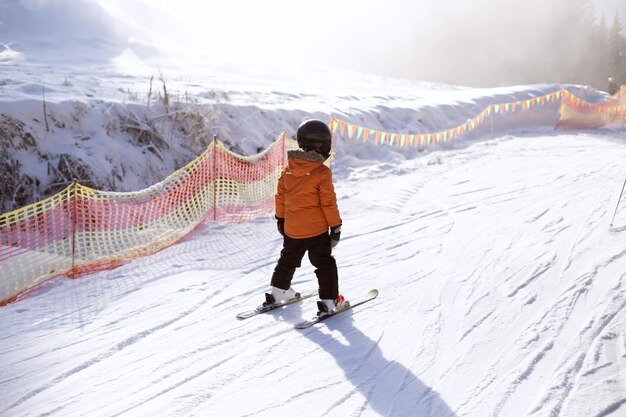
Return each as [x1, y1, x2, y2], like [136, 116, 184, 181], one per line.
[236, 288, 378, 329]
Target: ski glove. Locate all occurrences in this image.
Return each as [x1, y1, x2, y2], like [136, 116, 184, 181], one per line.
[330, 224, 342, 249]
[276, 216, 285, 237]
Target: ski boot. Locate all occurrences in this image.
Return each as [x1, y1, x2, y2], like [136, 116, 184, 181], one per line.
[317, 294, 348, 317]
[264, 286, 300, 306]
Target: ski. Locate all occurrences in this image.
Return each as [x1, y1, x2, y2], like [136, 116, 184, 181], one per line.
[295, 289, 379, 329]
[236, 290, 318, 319]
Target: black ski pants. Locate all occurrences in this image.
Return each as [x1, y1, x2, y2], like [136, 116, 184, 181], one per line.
[271, 232, 339, 300]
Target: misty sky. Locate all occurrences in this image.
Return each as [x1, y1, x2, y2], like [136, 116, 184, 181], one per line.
[4, 0, 626, 86]
[130, 0, 626, 86]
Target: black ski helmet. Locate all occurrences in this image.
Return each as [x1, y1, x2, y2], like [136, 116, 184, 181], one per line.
[296, 119, 332, 159]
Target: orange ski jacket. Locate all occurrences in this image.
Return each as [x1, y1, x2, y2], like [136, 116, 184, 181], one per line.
[275, 150, 342, 239]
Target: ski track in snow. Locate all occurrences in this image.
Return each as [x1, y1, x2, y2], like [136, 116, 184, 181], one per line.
[2, 132, 626, 417]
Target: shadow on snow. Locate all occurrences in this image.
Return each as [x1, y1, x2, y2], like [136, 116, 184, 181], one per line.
[296, 311, 458, 417]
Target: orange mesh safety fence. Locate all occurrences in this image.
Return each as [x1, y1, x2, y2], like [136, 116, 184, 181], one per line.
[214, 135, 299, 222]
[0, 134, 300, 306]
[0, 187, 74, 305]
[557, 86, 626, 129]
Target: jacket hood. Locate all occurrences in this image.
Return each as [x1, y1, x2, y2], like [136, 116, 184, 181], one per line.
[286, 149, 326, 176]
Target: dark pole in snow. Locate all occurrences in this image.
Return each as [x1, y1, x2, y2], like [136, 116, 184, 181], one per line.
[609, 178, 626, 228]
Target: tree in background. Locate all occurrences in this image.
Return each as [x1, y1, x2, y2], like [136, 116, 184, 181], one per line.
[606, 12, 626, 88]
[418, 0, 626, 90]
[592, 14, 611, 81]
[526, 0, 625, 90]
[566, 0, 599, 85]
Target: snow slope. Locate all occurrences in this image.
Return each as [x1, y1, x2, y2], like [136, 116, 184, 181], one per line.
[3, 130, 626, 417]
[2, 2, 626, 417]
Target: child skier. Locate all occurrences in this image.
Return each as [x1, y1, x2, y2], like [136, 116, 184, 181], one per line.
[265, 119, 347, 315]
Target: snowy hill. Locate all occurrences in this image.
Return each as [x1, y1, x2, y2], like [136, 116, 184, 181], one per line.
[0, 0, 610, 212]
[2, 1, 626, 417]
[3, 129, 626, 417]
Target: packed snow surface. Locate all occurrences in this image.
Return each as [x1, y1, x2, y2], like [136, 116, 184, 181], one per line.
[3, 129, 626, 417]
[2, 1, 626, 416]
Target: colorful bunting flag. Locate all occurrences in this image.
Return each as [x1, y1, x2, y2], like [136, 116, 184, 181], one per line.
[329, 88, 623, 150]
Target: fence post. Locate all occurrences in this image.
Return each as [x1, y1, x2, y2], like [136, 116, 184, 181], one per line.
[71, 178, 78, 274]
[213, 135, 218, 222]
[282, 130, 286, 166]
